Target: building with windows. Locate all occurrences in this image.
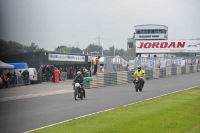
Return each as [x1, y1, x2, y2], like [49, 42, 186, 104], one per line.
[134, 24, 168, 40]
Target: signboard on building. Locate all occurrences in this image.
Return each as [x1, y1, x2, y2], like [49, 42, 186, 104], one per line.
[48, 54, 85, 62]
[136, 40, 200, 53]
[135, 34, 167, 40]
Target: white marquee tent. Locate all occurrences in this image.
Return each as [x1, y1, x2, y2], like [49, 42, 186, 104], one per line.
[0, 60, 14, 69]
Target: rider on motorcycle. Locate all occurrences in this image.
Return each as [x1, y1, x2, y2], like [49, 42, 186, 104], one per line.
[73, 71, 85, 98]
[132, 66, 145, 88]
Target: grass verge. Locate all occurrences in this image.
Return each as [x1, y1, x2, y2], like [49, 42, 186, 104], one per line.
[31, 86, 200, 133]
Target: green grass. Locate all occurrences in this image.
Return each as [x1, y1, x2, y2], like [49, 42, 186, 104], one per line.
[31, 87, 200, 133]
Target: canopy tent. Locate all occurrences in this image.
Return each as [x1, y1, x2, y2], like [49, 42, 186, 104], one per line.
[0, 60, 14, 69]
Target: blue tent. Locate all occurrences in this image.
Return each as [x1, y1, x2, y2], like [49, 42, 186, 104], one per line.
[8, 62, 28, 69]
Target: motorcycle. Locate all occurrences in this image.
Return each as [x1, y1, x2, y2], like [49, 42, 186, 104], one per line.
[42, 73, 53, 82]
[74, 82, 84, 100]
[134, 76, 143, 92]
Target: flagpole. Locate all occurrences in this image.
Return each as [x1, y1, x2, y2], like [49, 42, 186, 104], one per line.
[101, 42, 103, 56]
[114, 43, 116, 57]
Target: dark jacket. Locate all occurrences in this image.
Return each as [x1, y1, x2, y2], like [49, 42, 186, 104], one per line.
[73, 75, 84, 84]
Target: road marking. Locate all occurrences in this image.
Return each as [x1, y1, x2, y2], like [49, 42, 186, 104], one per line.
[0, 90, 73, 102]
[24, 85, 200, 133]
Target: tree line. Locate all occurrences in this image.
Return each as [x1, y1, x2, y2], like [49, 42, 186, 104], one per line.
[1, 39, 199, 57]
[0, 39, 126, 56]
[54, 44, 126, 56]
[0, 39, 45, 56]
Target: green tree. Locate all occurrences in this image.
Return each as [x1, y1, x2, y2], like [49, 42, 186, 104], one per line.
[0, 40, 46, 56]
[103, 49, 111, 56]
[55, 45, 69, 53]
[116, 48, 125, 56]
[24, 43, 38, 52]
[54, 45, 82, 54]
[87, 44, 102, 54]
[0, 40, 25, 56]
[70, 47, 82, 53]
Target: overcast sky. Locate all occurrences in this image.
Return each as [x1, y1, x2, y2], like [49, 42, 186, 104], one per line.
[0, 0, 200, 51]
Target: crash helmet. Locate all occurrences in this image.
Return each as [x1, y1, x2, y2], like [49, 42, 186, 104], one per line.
[77, 71, 82, 75]
[137, 65, 141, 70]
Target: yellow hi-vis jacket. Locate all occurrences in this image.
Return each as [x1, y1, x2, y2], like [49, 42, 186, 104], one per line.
[133, 69, 145, 79]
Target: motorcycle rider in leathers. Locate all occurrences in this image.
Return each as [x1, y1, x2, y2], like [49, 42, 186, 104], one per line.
[73, 71, 85, 98]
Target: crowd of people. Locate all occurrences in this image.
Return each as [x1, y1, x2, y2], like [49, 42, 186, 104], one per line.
[0, 70, 30, 89]
[41, 65, 90, 83]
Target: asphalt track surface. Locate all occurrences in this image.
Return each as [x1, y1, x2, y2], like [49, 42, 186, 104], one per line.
[0, 73, 200, 133]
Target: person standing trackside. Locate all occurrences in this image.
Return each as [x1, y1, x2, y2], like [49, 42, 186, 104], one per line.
[65, 68, 68, 79]
[54, 68, 60, 83]
[69, 67, 74, 79]
[100, 68, 104, 73]
[3, 73, 9, 88]
[17, 70, 22, 85]
[45, 70, 49, 82]
[94, 56, 100, 75]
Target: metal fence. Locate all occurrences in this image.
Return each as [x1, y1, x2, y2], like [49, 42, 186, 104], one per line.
[86, 55, 200, 78]
[6, 75, 30, 87]
[60, 72, 67, 81]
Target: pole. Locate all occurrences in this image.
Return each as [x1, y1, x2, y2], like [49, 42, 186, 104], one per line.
[114, 42, 116, 57]
[101, 42, 103, 56]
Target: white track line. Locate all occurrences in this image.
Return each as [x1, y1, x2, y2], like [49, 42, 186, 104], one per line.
[24, 85, 199, 133]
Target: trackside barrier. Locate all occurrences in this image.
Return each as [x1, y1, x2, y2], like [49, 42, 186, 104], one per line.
[23, 75, 30, 85]
[153, 69, 159, 79]
[145, 69, 153, 79]
[171, 67, 177, 76]
[166, 67, 171, 77]
[177, 66, 181, 75]
[6, 75, 30, 87]
[198, 65, 200, 72]
[84, 65, 200, 89]
[17, 76, 24, 86]
[60, 72, 67, 81]
[186, 65, 190, 74]
[181, 66, 186, 75]
[194, 65, 197, 72]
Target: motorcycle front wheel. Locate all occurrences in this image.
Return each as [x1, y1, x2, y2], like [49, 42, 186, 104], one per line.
[74, 88, 78, 100]
[135, 82, 139, 92]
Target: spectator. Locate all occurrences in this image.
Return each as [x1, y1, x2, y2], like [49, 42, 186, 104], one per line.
[3, 73, 9, 88]
[7, 72, 12, 87]
[113, 66, 117, 72]
[13, 72, 17, 86]
[76, 66, 80, 74]
[80, 66, 84, 75]
[124, 64, 129, 71]
[54, 68, 60, 83]
[100, 68, 104, 73]
[64, 68, 68, 79]
[94, 56, 100, 75]
[17, 70, 22, 85]
[70, 67, 74, 79]
[83, 67, 88, 77]
[22, 70, 29, 85]
[45, 70, 49, 82]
